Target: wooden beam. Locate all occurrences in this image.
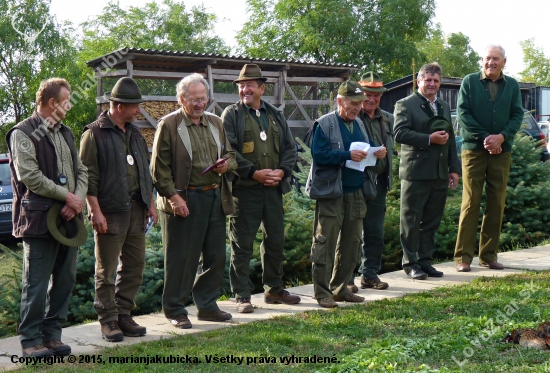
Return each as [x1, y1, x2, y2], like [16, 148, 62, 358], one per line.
[207, 64, 215, 100]
[284, 81, 314, 128]
[288, 86, 315, 120]
[133, 120, 155, 129]
[126, 60, 133, 78]
[286, 76, 346, 83]
[186, 59, 218, 72]
[95, 70, 202, 80]
[96, 77, 103, 117]
[96, 95, 178, 103]
[277, 70, 286, 109]
[140, 106, 158, 128]
[287, 120, 312, 128]
[210, 68, 282, 77]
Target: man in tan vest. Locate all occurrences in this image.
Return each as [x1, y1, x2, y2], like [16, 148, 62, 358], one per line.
[151, 73, 236, 329]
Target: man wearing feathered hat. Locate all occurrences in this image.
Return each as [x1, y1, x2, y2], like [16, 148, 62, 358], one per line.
[346, 72, 394, 292]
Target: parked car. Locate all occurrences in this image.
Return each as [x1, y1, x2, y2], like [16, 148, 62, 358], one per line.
[452, 110, 550, 161]
[0, 154, 14, 239]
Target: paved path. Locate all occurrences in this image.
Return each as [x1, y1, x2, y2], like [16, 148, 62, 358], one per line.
[1, 245, 548, 370]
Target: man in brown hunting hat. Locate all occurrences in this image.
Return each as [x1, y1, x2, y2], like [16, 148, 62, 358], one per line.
[346, 72, 394, 293]
[80, 77, 158, 342]
[222, 64, 300, 313]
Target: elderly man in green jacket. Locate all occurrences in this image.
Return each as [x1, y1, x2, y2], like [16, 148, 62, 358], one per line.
[454, 45, 524, 272]
[151, 73, 237, 329]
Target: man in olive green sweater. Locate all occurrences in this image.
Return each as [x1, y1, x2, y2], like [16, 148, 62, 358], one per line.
[454, 45, 524, 272]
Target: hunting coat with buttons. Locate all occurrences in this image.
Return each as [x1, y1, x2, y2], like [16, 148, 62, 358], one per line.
[151, 108, 237, 215]
[394, 92, 460, 180]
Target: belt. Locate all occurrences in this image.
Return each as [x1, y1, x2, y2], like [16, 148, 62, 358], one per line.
[130, 192, 141, 201]
[187, 183, 221, 192]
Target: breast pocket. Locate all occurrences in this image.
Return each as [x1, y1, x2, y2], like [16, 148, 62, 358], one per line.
[407, 150, 429, 162]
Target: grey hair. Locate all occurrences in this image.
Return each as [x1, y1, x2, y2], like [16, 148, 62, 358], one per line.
[418, 62, 442, 80]
[176, 73, 209, 99]
[485, 44, 506, 58]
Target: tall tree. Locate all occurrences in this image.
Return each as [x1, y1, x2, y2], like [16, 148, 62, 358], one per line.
[236, 0, 435, 81]
[80, 0, 229, 61]
[64, 0, 231, 133]
[0, 0, 76, 126]
[519, 39, 550, 86]
[417, 24, 480, 78]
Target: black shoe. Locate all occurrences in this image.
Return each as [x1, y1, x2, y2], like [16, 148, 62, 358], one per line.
[421, 265, 444, 277]
[406, 268, 427, 280]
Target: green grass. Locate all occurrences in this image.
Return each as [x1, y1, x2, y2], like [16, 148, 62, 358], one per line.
[17, 271, 550, 373]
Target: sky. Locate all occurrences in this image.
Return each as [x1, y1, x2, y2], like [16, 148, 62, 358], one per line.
[48, 0, 550, 78]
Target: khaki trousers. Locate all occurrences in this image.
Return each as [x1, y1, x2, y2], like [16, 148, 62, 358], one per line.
[94, 201, 146, 323]
[454, 150, 511, 264]
[311, 190, 366, 300]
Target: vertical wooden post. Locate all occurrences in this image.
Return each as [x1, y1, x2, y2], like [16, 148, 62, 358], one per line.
[96, 76, 103, 117]
[412, 58, 416, 92]
[127, 60, 133, 78]
[312, 83, 318, 120]
[279, 70, 286, 110]
[207, 64, 215, 113]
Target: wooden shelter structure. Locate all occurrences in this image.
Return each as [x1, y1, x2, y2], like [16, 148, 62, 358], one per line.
[86, 48, 358, 142]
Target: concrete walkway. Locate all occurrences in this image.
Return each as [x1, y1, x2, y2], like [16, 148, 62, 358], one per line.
[1, 245, 549, 370]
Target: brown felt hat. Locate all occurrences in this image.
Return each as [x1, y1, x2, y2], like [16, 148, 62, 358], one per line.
[233, 64, 267, 83]
[104, 77, 146, 103]
[359, 71, 388, 93]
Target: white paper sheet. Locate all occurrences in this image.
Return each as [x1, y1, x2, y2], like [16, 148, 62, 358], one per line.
[345, 142, 384, 171]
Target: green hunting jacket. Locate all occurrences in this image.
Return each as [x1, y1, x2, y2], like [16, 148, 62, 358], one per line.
[458, 72, 523, 152]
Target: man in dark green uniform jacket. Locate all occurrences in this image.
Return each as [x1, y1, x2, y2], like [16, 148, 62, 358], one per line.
[454, 45, 523, 272]
[394, 63, 460, 280]
[222, 64, 300, 313]
[347, 72, 394, 292]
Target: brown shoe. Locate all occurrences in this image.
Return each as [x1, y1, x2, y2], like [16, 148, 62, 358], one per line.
[236, 298, 254, 313]
[197, 309, 232, 322]
[118, 314, 146, 337]
[101, 320, 124, 342]
[456, 263, 471, 272]
[43, 339, 71, 356]
[317, 297, 338, 308]
[22, 344, 53, 357]
[480, 261, 504, 270]
[347, 280, 359, 293]
[264, 290, 301, 304]
[170, 314, 192, 329]
[361, 277, 389, 290]
[333, 293, 365, 303]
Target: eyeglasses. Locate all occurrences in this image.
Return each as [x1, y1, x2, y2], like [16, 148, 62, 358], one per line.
[186, 97, 209, 105]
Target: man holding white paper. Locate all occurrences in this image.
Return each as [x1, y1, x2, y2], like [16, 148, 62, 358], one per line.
[309, 81, 370, 308]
